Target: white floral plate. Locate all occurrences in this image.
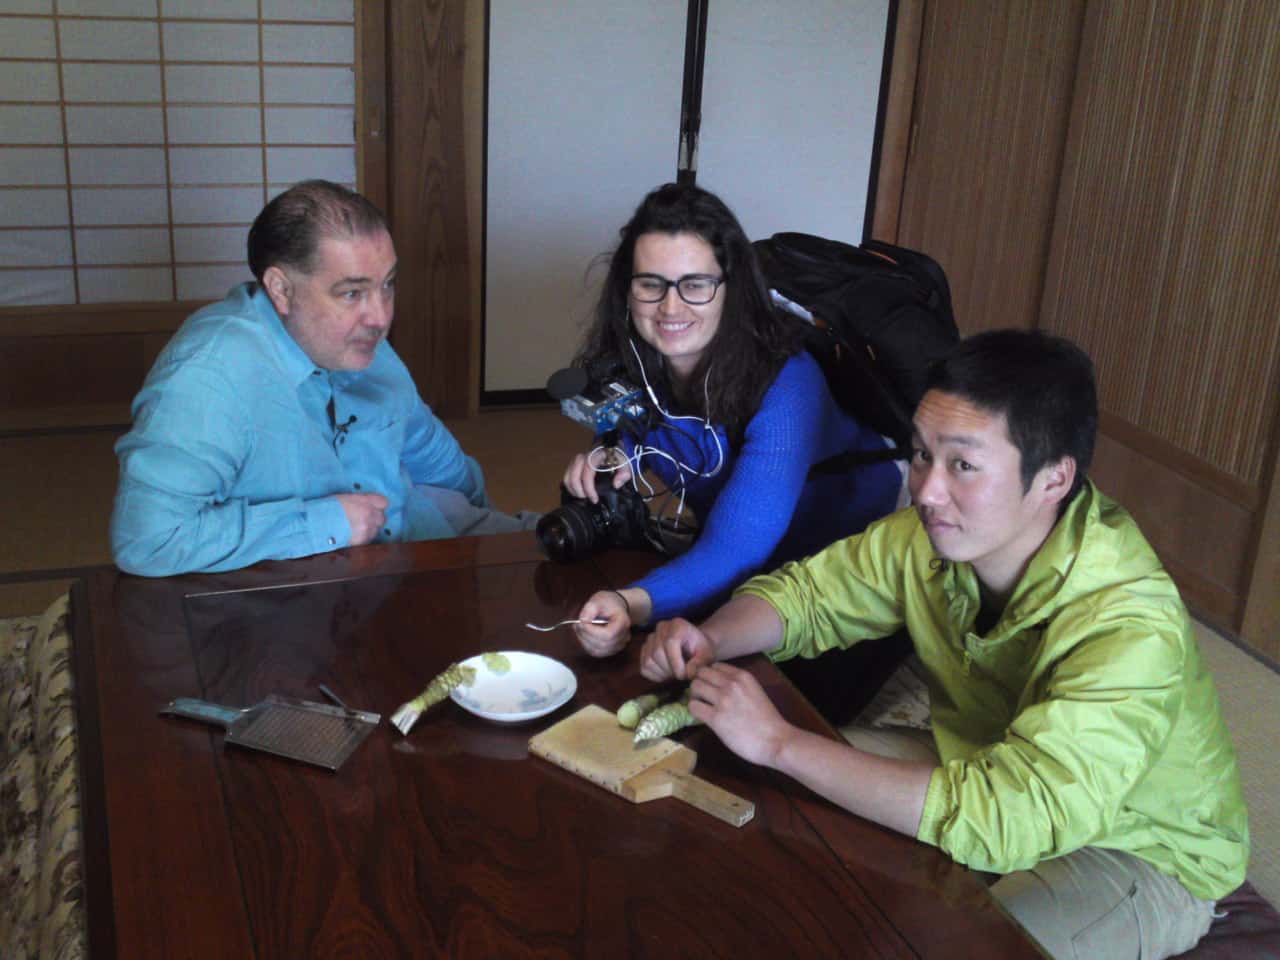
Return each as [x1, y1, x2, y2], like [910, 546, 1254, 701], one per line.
[450, 651, 577, 724]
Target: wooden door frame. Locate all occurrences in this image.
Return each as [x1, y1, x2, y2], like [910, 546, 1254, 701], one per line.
[372, 0, 480, 419]
[358, 0, 389, 216]
[870, 0, 924, 243]
[1242, 422, 1280, 658]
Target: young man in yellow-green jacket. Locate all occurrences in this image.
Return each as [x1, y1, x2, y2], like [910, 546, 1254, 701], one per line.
[639, 329, 1248, 960]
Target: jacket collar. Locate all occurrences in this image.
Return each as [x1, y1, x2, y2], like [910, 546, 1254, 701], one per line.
[932, 480, 1102, 635]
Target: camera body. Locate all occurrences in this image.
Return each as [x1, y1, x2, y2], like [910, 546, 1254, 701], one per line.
[536, 475, 652, 563]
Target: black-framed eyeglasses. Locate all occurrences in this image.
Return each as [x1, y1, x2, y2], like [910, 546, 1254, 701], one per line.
[629, 273, 725, 305]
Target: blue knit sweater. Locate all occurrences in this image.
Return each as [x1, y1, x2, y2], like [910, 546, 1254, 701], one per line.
[624, 350, 902, 621]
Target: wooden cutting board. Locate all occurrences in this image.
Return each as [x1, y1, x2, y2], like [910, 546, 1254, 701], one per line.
[528, 704, 754, 827]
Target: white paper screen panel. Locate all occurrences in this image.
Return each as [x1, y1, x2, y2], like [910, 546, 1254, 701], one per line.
[696, 0, 890, 245]
[484, 0, 687, 395]
[482, 0, 890, 395]
[0, 1, 357, 307]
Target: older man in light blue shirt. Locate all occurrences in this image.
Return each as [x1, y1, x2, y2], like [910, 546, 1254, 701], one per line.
[112, 180, 533, 577]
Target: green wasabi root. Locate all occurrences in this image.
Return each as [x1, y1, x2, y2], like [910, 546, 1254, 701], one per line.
[390, 663, 477, 735]
[616, 692, 667, 729]
[633, 699, 701, 742]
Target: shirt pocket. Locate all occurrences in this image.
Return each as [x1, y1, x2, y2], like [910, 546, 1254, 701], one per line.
[345, 416, 405, 499]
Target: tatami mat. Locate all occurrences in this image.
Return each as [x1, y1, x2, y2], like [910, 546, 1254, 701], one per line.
[1195, 621, 1280, 904]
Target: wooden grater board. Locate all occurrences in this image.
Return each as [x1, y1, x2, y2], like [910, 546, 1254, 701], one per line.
[528, 704, 690, 792]
[528, 704, 754, 826]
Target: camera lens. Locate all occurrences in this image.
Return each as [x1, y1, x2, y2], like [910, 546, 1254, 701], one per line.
[535, 503, 600, 562]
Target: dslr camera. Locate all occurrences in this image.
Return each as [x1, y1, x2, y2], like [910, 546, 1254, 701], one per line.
[536, 474, 652, 563]
[537, 358, 658, 563]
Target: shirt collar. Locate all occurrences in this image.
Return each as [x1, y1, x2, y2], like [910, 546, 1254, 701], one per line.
[248, 282, 325, 388]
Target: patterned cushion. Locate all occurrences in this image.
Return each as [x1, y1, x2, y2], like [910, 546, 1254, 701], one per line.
[856, 653, 932, 730]
[0, 593, 86, 960]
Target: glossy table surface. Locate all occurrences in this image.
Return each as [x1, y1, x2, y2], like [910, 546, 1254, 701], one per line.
[72, 533, 1041, 958]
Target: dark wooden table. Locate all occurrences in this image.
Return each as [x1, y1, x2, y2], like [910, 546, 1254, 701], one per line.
[72, 533, 1041, 958]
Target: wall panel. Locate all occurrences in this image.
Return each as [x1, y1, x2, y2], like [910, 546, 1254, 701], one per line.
[1043, 0, 1280, 487]
[0, 2, 358, 309]
[1091, 430, 1253, 630]
[896, 0, 1084, 332]
[0, 303, 187, 426]
[886, 0, 1280, 649]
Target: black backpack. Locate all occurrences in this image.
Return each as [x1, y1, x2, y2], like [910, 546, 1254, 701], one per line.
[753, 233, 959, 468]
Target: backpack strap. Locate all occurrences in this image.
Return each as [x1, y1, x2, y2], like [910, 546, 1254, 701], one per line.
[807, 444, 910, 478]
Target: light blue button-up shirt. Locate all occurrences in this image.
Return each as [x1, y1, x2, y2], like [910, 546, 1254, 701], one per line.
[111, 283, 488, 576]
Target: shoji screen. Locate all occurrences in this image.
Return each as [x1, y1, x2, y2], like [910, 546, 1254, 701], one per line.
[0, 0, 356, 308]
[696, 0, 889, 244]
[482, 0, 890, 399]
[483, 0, 686, 398]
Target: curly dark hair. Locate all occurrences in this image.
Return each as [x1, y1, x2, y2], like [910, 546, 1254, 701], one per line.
[575, 183, 806, 441]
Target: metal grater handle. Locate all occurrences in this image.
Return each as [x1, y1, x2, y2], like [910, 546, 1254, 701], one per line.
[160, 698, 246, 728]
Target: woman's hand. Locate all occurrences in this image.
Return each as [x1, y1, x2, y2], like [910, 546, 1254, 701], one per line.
[687, 662, 790, 769]
[639, 617, 716, 682]
[572, 589, 633, 657]
[563, 449, 633, 502]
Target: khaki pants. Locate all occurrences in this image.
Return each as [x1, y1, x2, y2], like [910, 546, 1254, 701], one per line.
[840, 724, 1217, 960]
[420, 486, 541, 536]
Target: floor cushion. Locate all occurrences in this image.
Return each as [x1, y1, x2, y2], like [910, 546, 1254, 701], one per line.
[0, 594, 86, 960]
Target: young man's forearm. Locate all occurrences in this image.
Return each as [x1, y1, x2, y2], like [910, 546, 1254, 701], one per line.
[771, 728, 934, 837]
[700, 594, 787, 662]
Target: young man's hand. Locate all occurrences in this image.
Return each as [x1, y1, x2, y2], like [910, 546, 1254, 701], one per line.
[688, 662, 791, 768]
[639, 617, 716, 681]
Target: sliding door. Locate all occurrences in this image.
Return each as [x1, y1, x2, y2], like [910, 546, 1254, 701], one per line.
[483, 0, 686, 399]
[887, 0, 1280, 653]
[483, 0, 892, 400]
[697, 0, 889, 243]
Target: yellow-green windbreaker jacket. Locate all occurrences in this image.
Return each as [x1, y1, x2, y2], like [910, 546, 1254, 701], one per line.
[738, 481, 1249, 900]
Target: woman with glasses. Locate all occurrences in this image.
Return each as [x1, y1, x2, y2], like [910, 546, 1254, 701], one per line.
[565, 182, 902, 657]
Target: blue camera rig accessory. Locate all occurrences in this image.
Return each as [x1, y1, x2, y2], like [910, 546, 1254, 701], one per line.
[560, 379, 647, 434]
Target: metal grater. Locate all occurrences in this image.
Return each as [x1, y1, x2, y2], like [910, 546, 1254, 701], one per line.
[162, 694, 381, 772]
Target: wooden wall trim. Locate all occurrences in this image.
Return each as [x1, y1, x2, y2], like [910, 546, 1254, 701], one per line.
[357, 0, 389, 213]
[1, 304, 189, 338]
[1090, 430, 1252, 629]
[464, 0, 485, 417]
[1100, 411, 1260, 512]
[870, 0, 924, 243]
[1241, 426, 1280, 659]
